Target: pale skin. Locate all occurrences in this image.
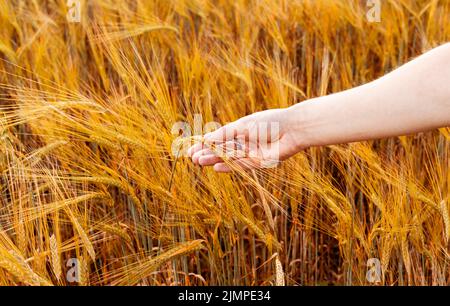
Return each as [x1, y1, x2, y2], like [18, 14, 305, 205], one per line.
[188, 43, 450, 173]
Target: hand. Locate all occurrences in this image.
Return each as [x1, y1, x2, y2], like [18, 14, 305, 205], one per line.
[187, 108, 306, 172]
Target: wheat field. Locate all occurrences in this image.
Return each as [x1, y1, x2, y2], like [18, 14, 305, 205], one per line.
[0, 0, 449, 286]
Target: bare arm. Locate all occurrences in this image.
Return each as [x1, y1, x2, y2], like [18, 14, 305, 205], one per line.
[189, 43, 450, 172]
[290, 42, 450, 149]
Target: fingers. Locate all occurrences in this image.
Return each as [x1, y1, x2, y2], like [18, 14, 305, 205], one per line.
[199, 154, 223, 166]
[186, 116, 262, 172]
[187, 120, 242, 158]
[213, 163, 231, 173]
[216, 140, 246, 158]
[190, 140, 245, 166]
[187, 135, 281, 172]
[204, 119, 245, 143]
[191, 148, 215, 164]
[187, 142, 205, 158]
[192, 147, 280, 172]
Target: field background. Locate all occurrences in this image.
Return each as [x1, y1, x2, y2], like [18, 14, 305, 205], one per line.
[0, 0, 449, 285]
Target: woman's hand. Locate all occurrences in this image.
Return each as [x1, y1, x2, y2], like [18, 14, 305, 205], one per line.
[187, 108, 307, 172]
[188, 43, 450, 173]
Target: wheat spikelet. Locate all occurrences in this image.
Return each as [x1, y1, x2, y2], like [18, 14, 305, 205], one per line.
[66, 210, 96, 262]
[6, 140, 67, 169]
[381, 236, 392, 282]
[9, 251, 38, 284]
[274, 254, 285, 286]
[73, 176, 126, 189]
[0, 251, 30, 285]
[89, 135, 121, 150]
[254, 180, 275, 231]
[1, 249, 52, 286]
[111, 240, 204, 285]
[114, 133, 148, 151]
[440, 200, 449, 243]
[77, 256, 88, 286]
[25, 193, 105, 222]
[240, 216, 266, 242]
[321, 194, 351, 224]
[72, 176, 143, 211]
[98, 223, 132, 243]
[28, 141, 67, 165]
[401, 236, 411, 279]
[17, 210, 26, 256]
[49, 234, 61, 281]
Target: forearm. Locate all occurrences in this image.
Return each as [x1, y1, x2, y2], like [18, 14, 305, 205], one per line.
[289, 43, 450, 148]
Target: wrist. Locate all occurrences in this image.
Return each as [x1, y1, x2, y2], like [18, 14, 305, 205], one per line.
[285, 97, 326, 151]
